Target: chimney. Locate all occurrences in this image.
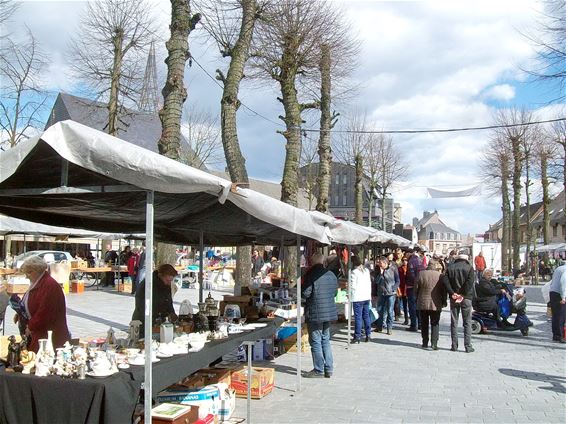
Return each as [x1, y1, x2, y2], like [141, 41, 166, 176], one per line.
[412, 217, 418, 227]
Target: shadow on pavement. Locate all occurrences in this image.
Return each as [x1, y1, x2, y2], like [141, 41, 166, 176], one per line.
[499, 368, 566, 394]
[66, 307, 128, 331]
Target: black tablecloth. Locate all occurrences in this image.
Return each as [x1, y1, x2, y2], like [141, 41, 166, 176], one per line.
[127, 317, 284, 396]
[0, 371, 140, 424]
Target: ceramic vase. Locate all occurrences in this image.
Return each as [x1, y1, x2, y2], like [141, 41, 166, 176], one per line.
[46, 330, 55, 357]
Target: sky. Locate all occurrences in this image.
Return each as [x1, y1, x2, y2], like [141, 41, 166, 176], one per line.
[3, 0, 565, 236]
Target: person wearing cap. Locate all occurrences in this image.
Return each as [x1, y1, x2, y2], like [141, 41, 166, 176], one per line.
[441, 251, 476, 353]
[132, 263, 178, 334]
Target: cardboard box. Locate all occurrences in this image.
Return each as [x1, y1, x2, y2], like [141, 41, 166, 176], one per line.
[6, 282, 29, 295]
[279, 326, 309, 353]
[118, 281, 132, 293]
[71, 280, 84, 293]
[196, 368, 231, 387]
[230, 366, 274, 399]
[142, 403, 199, 424]
[157, 385, 220, 405]
[179, 375, 207, 389]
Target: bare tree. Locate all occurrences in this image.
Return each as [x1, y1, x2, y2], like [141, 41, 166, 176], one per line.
[197, 0, 266, 294]
[523, 0, 566, 102]
[0, 29, 48, 149]
[68, 0, 157, 136]
[299, 130, 319, 210]
[493, 108, 533, 274]
[479, 136, 513, 273]
[334, 113, 370, 224]
[550, 116, 566, 219]
[180, 105, 224, 168]
[534, 131, 558, 245]
[0, 0, 18, 33]
[369, 134, 407, 232]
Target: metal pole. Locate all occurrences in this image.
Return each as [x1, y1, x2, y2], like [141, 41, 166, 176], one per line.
[243, 340, 254, 423]
[199, 231, 204, 303]
[347, 245, 352, 349]
[23, 234, 26, 253]
[144, 191, 154, 422]
[296, 236, 302, 392]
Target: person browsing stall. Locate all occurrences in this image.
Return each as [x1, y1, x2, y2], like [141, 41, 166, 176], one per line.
[302, 253, 338, 378]
[132, 264, 178, 335]
[17, 256, 70, 352]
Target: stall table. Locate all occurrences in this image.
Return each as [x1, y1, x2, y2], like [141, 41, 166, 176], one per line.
[0, 317, 284, 423]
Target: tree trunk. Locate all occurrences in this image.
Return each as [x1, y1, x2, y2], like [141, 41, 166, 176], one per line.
[158, 0, 200, 159]
[156, 242, 177, 266]
[541, 153, 550, 245]
[218, 0, 258, 295]
[501, 158, 511, 273]
[511, 136, 522, 274]
[316, 44, 332, 213]
[524, 152, 531, 275]
[355, 154, 363, 224]
[108, 31, 124, 136]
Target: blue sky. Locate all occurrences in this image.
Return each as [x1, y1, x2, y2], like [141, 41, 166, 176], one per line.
[3, 0, 565, 236]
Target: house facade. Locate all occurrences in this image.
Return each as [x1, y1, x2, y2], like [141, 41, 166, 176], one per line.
[414, 210, 462, 254]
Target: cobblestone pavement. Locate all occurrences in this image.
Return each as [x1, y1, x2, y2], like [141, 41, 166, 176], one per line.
[3, 284, 565, 423]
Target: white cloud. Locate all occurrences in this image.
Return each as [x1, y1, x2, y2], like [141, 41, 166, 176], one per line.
[483, 84, 516, 101]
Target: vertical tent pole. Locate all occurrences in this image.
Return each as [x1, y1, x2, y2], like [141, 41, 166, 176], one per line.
[296, 236, 302, 392]
[144, 191, 154, 422]
[243, 340, 254, 423]
[347, 245, 352, 349]
[199, 231, 204, 303]
[23, 234, 26, 253]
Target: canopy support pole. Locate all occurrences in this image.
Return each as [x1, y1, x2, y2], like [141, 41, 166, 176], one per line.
[199, 231, 204, 303]
[144, 191, 154, 422]
[296, 235, 302, 392]
[347, 245, 352, 349]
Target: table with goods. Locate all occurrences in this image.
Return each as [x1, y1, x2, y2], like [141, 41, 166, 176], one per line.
[0, 277, 306, 423]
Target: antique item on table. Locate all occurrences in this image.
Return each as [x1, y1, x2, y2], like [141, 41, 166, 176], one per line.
[7, 335, 22, 371]
[178, 299, 193, 320]
[106, 327, 116, 346]
[46, 330, 55, 358]
[193, 312, 209, 333]
[19, 349, 36, 374]
[128, 320, 142, 346]
[160, 317, 174, 344]
[35, 338, 54, 377]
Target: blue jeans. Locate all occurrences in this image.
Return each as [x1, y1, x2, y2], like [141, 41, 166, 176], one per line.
[353, 300, 371, 339]
[307, 321, 333, 374]
[406, 287, 419, 329]
[377, 295, 396, 331]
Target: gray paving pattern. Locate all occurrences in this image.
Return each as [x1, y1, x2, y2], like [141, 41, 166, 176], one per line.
[3, 285, 565, 423]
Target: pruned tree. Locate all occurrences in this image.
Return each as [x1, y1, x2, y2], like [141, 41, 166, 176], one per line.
[68, 0, 157, 136]
[534, 131, 558, 245]
[369, 134, 407, 232]
[180, 105, 224, 168]
[334, 113, 370, 225]
[0, 29, 49, 149]
[520, 122, 539, 275]
[550, 115, 566, 220]
[299, 130, 319, 210]
[197, 0, 265, 294]
[523, 0, 566, 102]
[479, 135, 513, 273]
[492, 108, 533, 274]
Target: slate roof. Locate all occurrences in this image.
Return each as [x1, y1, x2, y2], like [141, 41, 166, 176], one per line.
[45, 92, 206, 169]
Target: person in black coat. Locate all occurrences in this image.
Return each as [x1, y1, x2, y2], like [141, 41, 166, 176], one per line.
[132, 264, 178, 336]
[473, 269, 506, 323]
[302, 252, 338, 379]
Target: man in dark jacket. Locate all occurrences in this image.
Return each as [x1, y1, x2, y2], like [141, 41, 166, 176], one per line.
[302, 252, 338, 378]
[473, 269, 506, 324]
[442, 252, 476, 353]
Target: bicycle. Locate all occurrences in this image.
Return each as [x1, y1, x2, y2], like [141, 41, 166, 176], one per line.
[71, 270, 99, 287]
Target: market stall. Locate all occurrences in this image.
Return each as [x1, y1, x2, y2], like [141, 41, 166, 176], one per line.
[0, 120, 330, 422]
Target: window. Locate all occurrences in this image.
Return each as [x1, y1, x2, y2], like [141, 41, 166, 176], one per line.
[342, 193, 347, 206]
[553, 224, 559, 237]
[436, 232, 441, 239]
[562, 224, 566, 237]
[335, 174, 340, 185]
[429, 231, 434, 240]
[343, 174, 347, 184]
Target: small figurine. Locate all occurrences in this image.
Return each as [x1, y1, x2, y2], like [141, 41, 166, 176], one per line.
[7, 335, 21, 370]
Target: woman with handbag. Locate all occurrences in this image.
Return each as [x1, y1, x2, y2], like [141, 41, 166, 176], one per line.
[350, 256, 372, 343]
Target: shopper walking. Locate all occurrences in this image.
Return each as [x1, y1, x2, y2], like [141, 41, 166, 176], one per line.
[375, 256, 400, 335]
[350, 256, 372, 343]
[442, 252, 476, 353]
[302, 253, 338, 378]
[414, 261, 445, 350]
[549, 264, 566, 343]
[405, 248, 424, 332]
[474, 251, 487, 282]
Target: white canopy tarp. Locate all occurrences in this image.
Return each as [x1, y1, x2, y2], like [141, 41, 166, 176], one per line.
[0, 120, 330, 246]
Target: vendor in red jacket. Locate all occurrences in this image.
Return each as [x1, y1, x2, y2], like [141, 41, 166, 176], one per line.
[19, 256, 71, 352]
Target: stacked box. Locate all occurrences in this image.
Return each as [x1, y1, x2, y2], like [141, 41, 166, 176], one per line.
[230, 366, 274, 399]
[71, 280, 84, 293]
